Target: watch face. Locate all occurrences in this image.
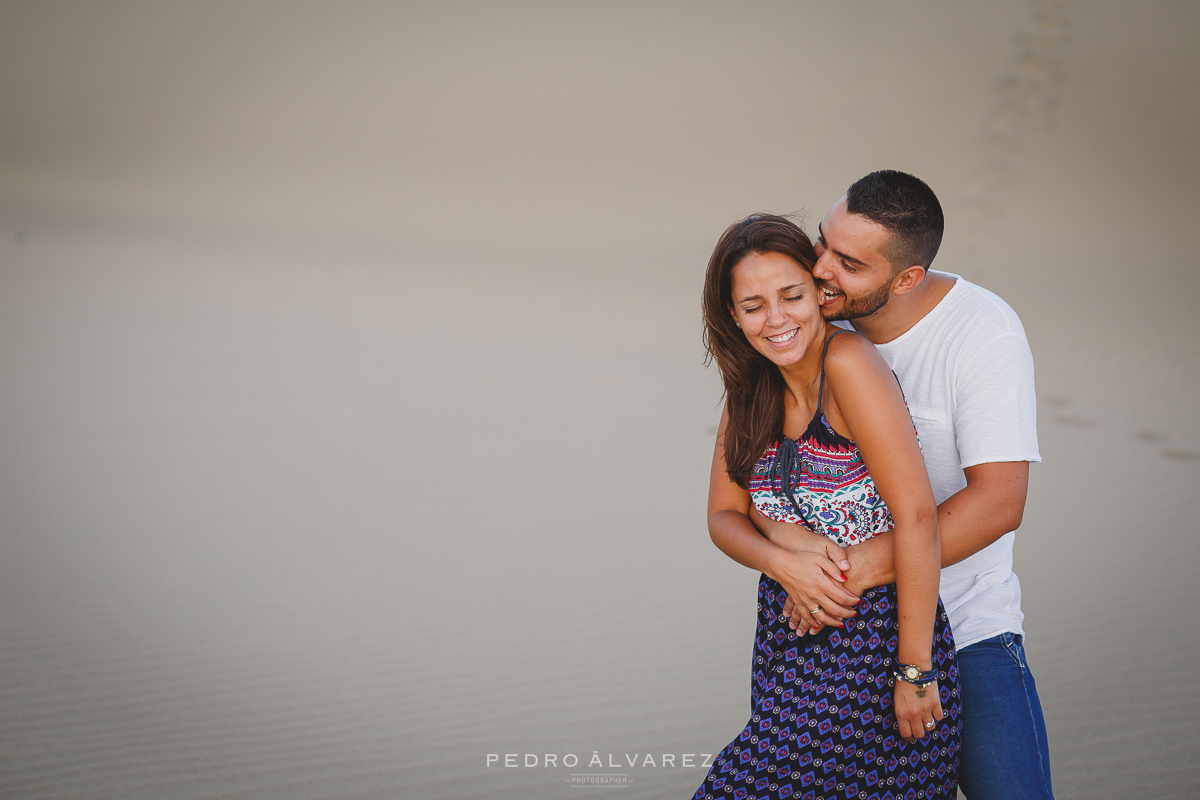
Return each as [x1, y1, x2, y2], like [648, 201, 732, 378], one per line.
[904, 666, 920, 680]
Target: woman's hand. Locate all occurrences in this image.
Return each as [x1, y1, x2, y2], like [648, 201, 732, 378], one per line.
[893, 679, 944, 741]
[753, 511, 856, 635]
[768, 547, 860, 635]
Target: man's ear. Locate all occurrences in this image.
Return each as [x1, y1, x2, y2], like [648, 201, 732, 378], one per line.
[890, 265, 927, 296]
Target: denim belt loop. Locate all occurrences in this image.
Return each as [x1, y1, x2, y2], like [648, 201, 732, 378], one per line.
[1001, 631, 1027, 669]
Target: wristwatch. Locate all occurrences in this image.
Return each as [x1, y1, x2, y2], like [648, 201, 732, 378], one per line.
[892, 662, 938, 687]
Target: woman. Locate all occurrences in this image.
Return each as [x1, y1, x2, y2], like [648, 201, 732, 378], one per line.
[693, 214, 960, 800]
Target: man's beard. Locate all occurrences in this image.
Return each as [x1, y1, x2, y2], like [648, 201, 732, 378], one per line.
[822, 279, 892, 321]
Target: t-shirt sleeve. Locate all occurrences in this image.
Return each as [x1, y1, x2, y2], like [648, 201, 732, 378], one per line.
[954, 332, 1041, 468]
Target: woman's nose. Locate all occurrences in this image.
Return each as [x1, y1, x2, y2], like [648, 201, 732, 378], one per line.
[766, 303, 788, 327]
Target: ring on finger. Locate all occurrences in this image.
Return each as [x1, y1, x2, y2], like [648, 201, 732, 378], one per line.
[924, 721, 935, 730]
[810, 605, 821, 615]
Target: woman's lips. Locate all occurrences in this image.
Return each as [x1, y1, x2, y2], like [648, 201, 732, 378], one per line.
[765, 328, 799, 345]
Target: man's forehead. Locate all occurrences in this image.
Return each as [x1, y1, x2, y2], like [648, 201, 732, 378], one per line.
[823, 203, 888, 244]
[825, 194, 850, 218]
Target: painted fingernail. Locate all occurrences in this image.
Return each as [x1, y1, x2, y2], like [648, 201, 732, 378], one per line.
[839, 574, 847, 581]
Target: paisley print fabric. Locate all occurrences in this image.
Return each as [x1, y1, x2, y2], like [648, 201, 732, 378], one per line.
[748, 420, 892, 547]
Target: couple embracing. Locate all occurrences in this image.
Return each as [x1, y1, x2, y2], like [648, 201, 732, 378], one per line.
[694, 171, 1052, 800]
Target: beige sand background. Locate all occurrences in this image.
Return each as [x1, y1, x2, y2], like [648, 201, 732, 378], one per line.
[1, 1, 1198, 798]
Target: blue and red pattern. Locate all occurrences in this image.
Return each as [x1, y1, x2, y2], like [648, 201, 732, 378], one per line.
[748, 432, 892, 548]
[695, 332, 961, 800]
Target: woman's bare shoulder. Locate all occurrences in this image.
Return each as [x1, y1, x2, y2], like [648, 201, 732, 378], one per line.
[823, 330, 890, 379]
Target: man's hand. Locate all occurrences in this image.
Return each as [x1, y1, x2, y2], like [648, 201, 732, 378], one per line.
[841, 533, 894, 596]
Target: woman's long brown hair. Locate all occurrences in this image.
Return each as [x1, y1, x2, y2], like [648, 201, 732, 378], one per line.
[702, 213, 817, 488]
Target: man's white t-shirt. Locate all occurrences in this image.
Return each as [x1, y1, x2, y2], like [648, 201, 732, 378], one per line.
[841, 271, 1041, 649]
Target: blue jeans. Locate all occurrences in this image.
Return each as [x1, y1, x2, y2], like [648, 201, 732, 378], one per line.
[956, 632, 1054, 799]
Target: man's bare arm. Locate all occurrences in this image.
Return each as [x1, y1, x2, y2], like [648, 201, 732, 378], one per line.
[842, 461, 1029, 593]
[754, 461, 1030, 597]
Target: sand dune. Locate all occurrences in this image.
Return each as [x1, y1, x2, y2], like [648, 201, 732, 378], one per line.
[1, 1, 1198, 797]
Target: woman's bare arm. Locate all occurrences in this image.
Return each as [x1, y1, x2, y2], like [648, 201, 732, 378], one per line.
[822, 333, 943, 740]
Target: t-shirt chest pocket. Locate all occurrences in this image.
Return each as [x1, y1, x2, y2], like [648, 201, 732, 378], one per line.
[905, 405, 951, 449]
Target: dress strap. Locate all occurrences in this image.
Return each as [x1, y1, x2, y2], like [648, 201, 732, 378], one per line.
[816, 329, 856, 414]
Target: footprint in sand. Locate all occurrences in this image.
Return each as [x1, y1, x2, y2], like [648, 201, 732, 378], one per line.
[1050, 413, 1096, 428]
[954, 0, 1072, 262]
[1044, 406, 1198, 461]
[1042, 396, 1096, 427]
[1131, 430, 1198, 462]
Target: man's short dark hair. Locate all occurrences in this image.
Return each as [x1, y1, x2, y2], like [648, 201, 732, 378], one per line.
[845, 170, 944, 272]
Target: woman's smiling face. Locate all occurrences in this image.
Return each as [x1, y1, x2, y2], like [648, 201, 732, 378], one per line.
[729, 251, 825, 370]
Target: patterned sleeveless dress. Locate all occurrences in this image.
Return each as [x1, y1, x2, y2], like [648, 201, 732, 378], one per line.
[694, 331, 961, 800]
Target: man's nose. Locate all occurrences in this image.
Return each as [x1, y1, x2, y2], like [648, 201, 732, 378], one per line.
[812, 252, 834, 281]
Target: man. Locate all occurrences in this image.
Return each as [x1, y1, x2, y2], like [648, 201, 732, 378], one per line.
[754, 170, 1053, 799]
